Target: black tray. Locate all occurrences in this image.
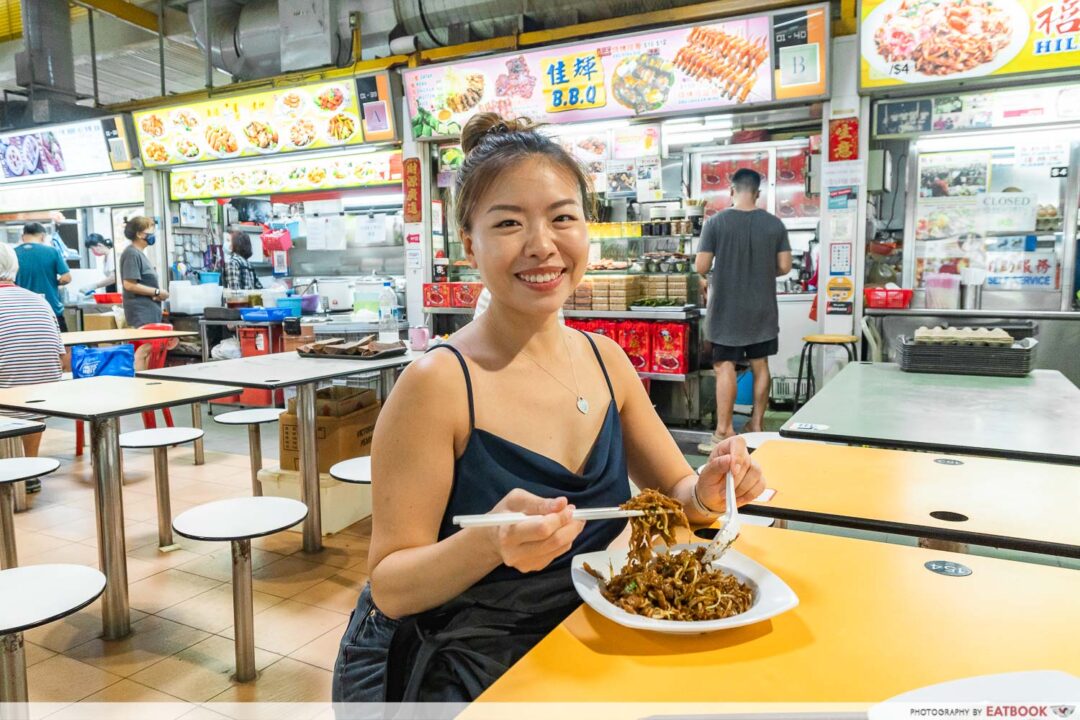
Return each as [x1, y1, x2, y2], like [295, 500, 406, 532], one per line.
[898, 337, 1037, 377]
[297, 345, 408, 361]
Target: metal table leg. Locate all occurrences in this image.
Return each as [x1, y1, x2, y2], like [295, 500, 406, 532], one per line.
[0, 485, 16, 570]
[231, 538, 256, 682]
[190, 403, 205, 466]
[152, 447, 177, 551]
[0, 440, 26, 515]
[297, 383, 322, 552]
[247, 425, 263, 497]
[378, 367, 398, 402]
[0, 632, 28, 716]
[90, 417, 130, 640]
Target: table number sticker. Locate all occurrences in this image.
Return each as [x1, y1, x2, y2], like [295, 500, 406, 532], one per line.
[924, 560, 972, 577]
[790, 422, 829, 431]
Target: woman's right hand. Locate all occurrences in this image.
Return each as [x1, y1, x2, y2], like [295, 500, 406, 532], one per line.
[485, 489, 585, 573]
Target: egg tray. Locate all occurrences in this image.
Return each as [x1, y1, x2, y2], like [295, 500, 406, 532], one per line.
[898, 337, 1038, 378]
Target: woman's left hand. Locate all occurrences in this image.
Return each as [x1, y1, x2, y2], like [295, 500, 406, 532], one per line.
[696, 436, 766, 512]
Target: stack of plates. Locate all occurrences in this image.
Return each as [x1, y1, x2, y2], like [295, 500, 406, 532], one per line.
[898, 337, 1038, 378]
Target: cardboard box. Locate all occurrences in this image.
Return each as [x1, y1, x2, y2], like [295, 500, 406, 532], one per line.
[423, 283, 451, 308]
[279, 402, 380, 474]
[287, 386, 376, 418]
[451, 282, 483, 308]
[258, 466, 371, 535]
[83, 313, 118, 331]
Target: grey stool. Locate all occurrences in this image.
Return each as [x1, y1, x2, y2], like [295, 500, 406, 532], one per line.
[328, 456, 372, 485]
[0, 564, 105, 714]
[212, 409, 281, 497]
[119, 427, 205, 551]
[0, 458, 60, 570]
[173, 497, 307, 682]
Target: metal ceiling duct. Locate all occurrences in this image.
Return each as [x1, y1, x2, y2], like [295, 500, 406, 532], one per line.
[182, 0, 720, 79]
[14, 0, 77, 121]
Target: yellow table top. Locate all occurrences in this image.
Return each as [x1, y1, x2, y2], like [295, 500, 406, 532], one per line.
[479, 525, 1080, 704]
[61, 329, 196, 347]
[750, 441, 1080, 554]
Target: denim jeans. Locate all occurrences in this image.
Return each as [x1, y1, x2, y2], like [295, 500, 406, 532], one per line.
[332, 582, 401, 704]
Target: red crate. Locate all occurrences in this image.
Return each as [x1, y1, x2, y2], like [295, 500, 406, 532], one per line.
[864, 287, 913, 309]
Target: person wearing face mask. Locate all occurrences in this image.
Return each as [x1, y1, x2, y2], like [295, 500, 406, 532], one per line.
[80, 234, 117, 295]
[120, 216, 168, 328]
[223, 230, 262, 291]
[331, 113, 767, 704]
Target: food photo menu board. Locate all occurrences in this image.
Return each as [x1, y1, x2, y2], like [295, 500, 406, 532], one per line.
[403, 3, 828, 139]
[134, 74, 397, 168]
[0, 116, 133, 183]
[168, 150, 403, 201]
[861, 0, 1080, 90]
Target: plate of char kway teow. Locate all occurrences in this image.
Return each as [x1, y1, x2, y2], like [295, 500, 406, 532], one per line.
[573, 489, 798, 634]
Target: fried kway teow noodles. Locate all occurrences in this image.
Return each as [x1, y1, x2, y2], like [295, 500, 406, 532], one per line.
[584, 488, 753, 621]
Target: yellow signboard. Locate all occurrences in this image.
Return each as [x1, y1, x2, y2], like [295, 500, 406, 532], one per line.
[541, 50, 607, 113]
[826, 276, 855, 302]
[133, 81, 369, 168]
[860, 0, 1080, 89]
[168, 150, 403, 201]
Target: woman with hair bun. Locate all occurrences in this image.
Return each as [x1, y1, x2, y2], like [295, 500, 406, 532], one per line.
[332, 113, 766, 704]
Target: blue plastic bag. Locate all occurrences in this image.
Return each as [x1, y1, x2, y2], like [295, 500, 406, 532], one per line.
[71, 344, 135, 379]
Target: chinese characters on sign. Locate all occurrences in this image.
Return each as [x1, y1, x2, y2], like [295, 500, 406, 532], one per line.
[403, 157, 423, 224]
[828, 117, 859, 162]
[987, 251, 1059, 288]
[542, 51, 606, 113]
[1035, 0, 1080, 55]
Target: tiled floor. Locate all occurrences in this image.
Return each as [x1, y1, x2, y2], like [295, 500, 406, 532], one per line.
[12, 426, 367, 712]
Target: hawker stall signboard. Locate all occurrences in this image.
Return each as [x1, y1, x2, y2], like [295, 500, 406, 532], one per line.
[134, 74, 397, 168]
[168, 150, 403, 201]
[0, 116, 133, 183]
[403, 4, 828, 139]
[861, 0, 1080, 90]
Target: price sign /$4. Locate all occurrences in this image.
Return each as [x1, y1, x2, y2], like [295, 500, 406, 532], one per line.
[542, 51, 606, 112]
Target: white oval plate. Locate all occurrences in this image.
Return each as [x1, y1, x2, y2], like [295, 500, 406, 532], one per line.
[572, 543, 798, 634]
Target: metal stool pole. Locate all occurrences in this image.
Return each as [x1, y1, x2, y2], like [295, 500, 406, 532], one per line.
[191, 403, 205, 466]
[231, 539, 256, 682]
[247, 425, 263, 497]
[0, 486, 15, 570]
[0, 632, 28, 715]
[0, 441, 25, 515]
[152, 447, 176, 550]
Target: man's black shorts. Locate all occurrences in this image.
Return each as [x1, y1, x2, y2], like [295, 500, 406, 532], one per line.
[711, 338, 778, 364]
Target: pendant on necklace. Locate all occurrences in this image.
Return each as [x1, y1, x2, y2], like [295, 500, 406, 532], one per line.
[576, 397, 589, 415]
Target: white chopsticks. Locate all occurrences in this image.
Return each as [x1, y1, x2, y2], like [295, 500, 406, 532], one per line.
[454, 507, 653, 528]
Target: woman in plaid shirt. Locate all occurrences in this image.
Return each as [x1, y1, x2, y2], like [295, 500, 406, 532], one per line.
[223, 230, 262, 291]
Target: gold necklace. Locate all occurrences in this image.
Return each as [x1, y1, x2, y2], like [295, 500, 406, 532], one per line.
[517, 330, 589, 415]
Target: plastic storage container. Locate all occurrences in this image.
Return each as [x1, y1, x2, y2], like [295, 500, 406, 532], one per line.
[863, 287, 913, 309]
[197, 271, 221, 285]
[93, 293, 123, 304]
[275, 297, 303, 317]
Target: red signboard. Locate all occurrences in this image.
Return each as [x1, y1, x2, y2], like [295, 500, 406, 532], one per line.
[828, 117, 859, 163]
[403, 157, 423, 223]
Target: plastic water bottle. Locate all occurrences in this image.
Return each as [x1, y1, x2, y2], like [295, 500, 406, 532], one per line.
[378, 281, 398, 343]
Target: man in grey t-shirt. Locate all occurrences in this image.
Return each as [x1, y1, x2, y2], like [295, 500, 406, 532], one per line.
[120, 218, 167, 328]
[694, 168, 792, 453]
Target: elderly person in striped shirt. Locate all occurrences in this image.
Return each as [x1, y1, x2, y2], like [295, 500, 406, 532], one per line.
[0, 243, 64, 488]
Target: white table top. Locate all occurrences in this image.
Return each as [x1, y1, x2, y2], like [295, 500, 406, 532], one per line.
[0, 376, 243, 421]
[61, 328, 196, 347]
[782, 363, 1080, 465]
[0, 417, 45, 440]
[329, 456, 372, 484]
[0, 457, 61, 484]
[173, 497, 308, 541]
[137, 350, 422, 389]
[0, 564, 106, 634]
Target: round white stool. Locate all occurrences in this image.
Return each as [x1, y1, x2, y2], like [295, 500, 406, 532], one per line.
[213, 409, 281, 497]
[0, 458, 60, 570]
[329, 456, 372, 485]
[173, 497, 307, 683]
[120, 427, 205, 551]
[0, 564, 105, 709]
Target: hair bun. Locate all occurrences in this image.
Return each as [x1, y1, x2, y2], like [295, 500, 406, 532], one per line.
[460, 112, 541, 154]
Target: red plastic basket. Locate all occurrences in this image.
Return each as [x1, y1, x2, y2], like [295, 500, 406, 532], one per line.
[863, 287, 913, 309]
[93, 293, 123, 304]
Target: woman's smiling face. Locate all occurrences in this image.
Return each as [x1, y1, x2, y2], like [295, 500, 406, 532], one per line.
[462, 158, 588, 317]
